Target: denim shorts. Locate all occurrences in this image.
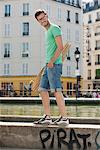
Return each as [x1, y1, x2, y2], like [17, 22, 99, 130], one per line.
[39, 64, 62, 92]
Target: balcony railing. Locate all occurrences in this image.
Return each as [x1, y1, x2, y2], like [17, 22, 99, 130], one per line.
[67, 18, 70, 22]
[53, 0, 81, 8]
[67, 56, 70, 60]
[87, 62, 91, 66]
[23, 32, 29, 36]
[95, 32, 100, 36]
[76, 20, 79, 24]
[4, 54, 10, 57]
[22, 53, 29, 57]
[95, 76, 100, 79]
[87, 77, 91, 80]
[87, 48, 91, 51]
[5, 13, 10, 17]
[23, 12, 29, 16]
[87, 33, 91, 37]
[95, 47, 100, 50]
[95, 62, 100, 65]
[95, 18, 100, 22]
[88, 20, 92, 24]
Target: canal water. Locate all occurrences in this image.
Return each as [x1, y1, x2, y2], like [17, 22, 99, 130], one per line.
[0, 103, 100, 118]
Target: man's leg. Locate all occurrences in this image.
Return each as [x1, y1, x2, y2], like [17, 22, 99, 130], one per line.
[54, 91, 66, 117]
[33, 90, 52, 124]
[53, 91, 69, 125]
[40, 91, 51, 116]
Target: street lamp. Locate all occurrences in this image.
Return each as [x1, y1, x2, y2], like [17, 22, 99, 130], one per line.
[74, 47, 80, 99]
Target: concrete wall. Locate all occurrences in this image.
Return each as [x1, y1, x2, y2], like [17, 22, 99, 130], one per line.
[0, 122, 100, 150]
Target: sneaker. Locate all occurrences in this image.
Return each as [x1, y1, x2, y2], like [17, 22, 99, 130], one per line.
[33, 115, 53, 125]
[53, 116, 69, 126]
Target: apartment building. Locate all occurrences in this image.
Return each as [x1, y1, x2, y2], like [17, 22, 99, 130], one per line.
[83, 0, 100, 90]
[0, 0, 82, 96]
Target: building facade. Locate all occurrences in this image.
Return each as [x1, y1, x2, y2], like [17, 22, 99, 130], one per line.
[83, 0, 100, 91]
[0, 0, 82, 96]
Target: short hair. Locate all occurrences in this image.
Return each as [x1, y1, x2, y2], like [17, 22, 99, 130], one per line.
[34, 9, 46, 20]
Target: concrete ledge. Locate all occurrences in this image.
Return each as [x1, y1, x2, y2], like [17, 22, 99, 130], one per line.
[1, 97, 100, 105]
[0, 122, 100, 150]
[0, 115, 100, 125]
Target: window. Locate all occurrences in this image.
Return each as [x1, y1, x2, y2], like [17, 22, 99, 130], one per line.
[67, 66, 71, 76]
[95, 40, 100, 50]
[22, 63, 28, 74]
[4, 43, 10, 57]
[58, 7, 61, 20]
[75, 30, 79, 41]
[67, 48, 71, 60]
[19, 82, 24, 96]
[5, 24, 10, 36]
[65, 0, 70, 4]
[95, 26, 100, 36]
[75, 13, 79, 24]
[88, 70, 91, 80]
[96, 11, 100, 21]
[95, 69, 100, 79]
[23, 22, 29, 36]
[87, 54, 91, 65]
[88, 14, 92, 23]
[4, 64, 10, 75]
[23, 3, 29, 16]
[88, 84, 91, 89]
[95, 54, 100, 65]
[67, 10, 70, 22]
[46, 5, 50, 17]
[5, 5, 11, 17]
[22, 42, 29, 57]
[76, 0, 79, 6]
[72, 0, 74, 4]
[67, 28, 70, 41]
[67, 82, 72, 95]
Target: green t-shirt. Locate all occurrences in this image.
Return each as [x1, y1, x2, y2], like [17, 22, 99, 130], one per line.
[45, 23, 62, 64]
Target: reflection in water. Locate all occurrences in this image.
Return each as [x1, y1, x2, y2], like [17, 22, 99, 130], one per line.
[0, 104, 100, 118]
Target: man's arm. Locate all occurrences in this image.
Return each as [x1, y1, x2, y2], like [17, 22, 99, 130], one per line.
[47, 35, 63, 68]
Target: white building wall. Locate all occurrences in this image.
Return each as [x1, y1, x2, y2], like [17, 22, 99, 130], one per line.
[0, 0, 82, 77]
[83, 8, 100, 89]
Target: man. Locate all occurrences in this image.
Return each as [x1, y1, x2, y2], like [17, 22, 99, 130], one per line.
[34, 9, 69, 125]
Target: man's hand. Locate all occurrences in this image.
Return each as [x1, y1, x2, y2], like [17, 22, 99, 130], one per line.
[47, 61, 54, 68]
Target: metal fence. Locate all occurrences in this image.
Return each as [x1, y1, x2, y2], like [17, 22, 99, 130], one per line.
[0, 89, 100, 98]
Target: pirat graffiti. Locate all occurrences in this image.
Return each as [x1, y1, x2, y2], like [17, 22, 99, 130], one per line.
[40, 128, 91, 150]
